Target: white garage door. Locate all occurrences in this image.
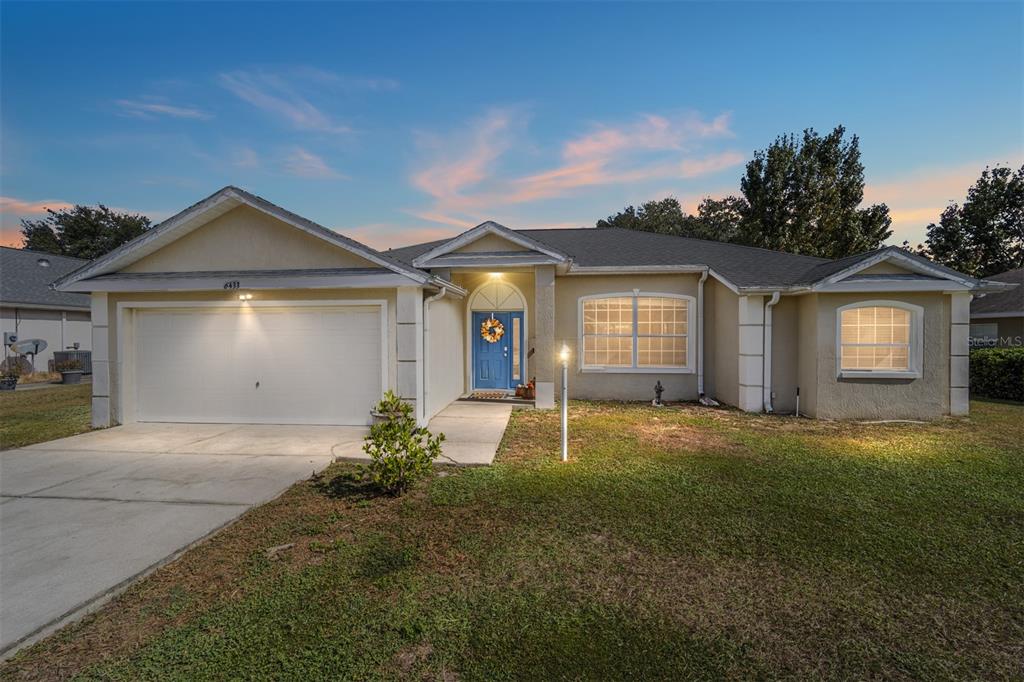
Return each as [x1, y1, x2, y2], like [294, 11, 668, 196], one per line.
[134, 305, 383, 425]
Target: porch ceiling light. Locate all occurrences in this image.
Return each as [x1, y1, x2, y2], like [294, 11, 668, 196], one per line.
[238, 293, 253, 301]
[488, 272, 502, 279]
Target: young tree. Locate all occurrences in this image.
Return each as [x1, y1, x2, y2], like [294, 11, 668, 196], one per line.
[923, 165, 1024, 278]
[21, 204, 152, 260]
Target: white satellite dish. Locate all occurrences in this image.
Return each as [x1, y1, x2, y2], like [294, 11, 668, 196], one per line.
[11, 339, 47, 355]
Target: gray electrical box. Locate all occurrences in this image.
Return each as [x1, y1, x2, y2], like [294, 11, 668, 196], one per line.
[3, 332, 17, 347]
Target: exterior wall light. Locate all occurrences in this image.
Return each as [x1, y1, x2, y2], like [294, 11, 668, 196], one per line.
[238, 293, 253, 301]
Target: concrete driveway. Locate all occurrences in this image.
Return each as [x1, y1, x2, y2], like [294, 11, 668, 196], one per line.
[0, 401, 513, 657]
[0, 423, 356, 657]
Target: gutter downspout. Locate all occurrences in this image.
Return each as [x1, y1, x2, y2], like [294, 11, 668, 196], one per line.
[697, 269, 708, 398]
[421, 285, 448, 426]
[762, 291, 780, 413]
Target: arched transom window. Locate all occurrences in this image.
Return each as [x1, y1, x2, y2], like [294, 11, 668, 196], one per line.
[837, 301, 923, 378]
[580, 293, 694, 372]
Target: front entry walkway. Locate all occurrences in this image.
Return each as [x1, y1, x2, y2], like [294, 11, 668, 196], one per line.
[427, 400, 514, 466]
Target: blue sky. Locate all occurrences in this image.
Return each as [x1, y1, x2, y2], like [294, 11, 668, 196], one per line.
[2, 1, 1021, 250]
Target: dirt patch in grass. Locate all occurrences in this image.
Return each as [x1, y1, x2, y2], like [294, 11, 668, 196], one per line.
[631, 416, 742, 454]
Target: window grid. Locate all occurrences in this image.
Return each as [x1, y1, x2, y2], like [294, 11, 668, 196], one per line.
[840, 306, 911, 371]
[583, 295, 689, 369]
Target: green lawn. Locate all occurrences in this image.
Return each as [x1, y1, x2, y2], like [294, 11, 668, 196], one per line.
[4, 401, 1023, 680]
[0, 383, 92, 450]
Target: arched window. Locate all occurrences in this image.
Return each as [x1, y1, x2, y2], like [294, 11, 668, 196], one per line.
[579, 293, 695, 372]
[837, 301, 923, 378]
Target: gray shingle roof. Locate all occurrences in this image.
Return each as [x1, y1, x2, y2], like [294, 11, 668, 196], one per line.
[389, 227, 985, 290]
[972, 268, 1024, 315]
[0, 247, 90, 309]
[390, 227, 832, 288]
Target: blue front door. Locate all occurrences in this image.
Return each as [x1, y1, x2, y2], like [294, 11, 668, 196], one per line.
[473, 311, 522, 390]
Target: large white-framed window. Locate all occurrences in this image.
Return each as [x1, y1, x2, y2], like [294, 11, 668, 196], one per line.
[836, 300, 923, 379]
[579, 292, 695, 373]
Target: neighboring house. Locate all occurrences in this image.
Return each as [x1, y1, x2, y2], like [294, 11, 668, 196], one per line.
[52, 186, 1015, 428]
[970, 268, 1023, 347]
[1, 247, 91, 371]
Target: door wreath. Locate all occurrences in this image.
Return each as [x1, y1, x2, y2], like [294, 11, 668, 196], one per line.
[480, 316, 505, 343]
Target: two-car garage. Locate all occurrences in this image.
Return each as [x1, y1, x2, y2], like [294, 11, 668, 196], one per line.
[128, 302, 385, 426]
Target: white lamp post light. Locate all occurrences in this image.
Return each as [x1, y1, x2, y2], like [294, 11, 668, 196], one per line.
[560, 344, 569, 462]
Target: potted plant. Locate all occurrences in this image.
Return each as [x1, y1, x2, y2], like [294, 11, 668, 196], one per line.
[0, 362, 19, 391]
[56, 359, 83, 385]
[523, 378, 536, 400]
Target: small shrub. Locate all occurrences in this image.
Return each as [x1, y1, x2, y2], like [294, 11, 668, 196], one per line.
[55, 359, 83, 372]
[362, 391, 444, 496]
[970, 347, 1024, 402]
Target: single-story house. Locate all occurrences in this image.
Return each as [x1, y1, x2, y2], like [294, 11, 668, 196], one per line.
[51, 186, 1015, 428]
[1, 246, 92, 371]
[970, 268, 1023, 347]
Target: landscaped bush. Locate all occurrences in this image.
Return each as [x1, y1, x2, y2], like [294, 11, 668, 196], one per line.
[362, 391, 444, 495]
[970, 347, 1024, 402]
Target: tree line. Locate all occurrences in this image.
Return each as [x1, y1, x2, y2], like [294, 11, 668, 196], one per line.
[598, 125, 1023, 278]
[20, 127, 1024, 278]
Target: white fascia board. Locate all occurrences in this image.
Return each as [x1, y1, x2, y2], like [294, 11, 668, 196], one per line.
[411, 222, 568, 267]
[420, 255, 562, 268]
[0, 301, 91, 312]
[62, 272, 419, 293]
[814, 279, 972, 293]
[52, 191, 241, 289]
[815, 250, 976, 289]
[971, 311, 1024, 319]
[566, 264, 708, 275]
[53, 187, 431, 290]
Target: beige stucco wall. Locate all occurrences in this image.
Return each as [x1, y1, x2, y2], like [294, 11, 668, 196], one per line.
[125, 205, 378, 273]
[704, 277, 739, 407]
[807, 292, 951, 419]
[858, 261, 915, 276]
[769, 295, 799, 413]
[97, 288, 398, 425]
[796, 294, 819, 416]
[553, 273, 700, 401]
[452, 233, 529, 253]
[425, 292, 466, 419]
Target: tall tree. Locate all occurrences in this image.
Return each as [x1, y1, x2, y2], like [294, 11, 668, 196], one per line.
[737, 126, 892, 258]
[923, 165, 1024, 278]
[21, 204, 152, 260]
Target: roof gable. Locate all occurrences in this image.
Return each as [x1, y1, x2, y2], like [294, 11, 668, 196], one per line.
[122, 204, 379, 273]
[411, 221, 568, 267]
[54, 186, 430, 290]
[801, 247, 978, 289]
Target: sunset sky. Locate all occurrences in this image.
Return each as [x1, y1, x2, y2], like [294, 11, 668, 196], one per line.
[2, 2, 1021, 251]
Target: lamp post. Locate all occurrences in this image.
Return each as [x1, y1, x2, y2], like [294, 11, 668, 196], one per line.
[559, 344, 569, 462]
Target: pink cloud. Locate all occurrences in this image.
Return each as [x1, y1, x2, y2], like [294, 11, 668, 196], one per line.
[408, 110, 742, 227]
[345, 224, 461, 250]
[0, 196, 75, 248]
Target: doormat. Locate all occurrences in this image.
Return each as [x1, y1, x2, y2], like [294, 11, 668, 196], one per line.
[469, 391, 509, 401]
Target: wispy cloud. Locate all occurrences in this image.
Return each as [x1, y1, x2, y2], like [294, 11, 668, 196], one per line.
[115, 98, 213, 120]
[219, 67, 396, 135]
[232, 146, 261, 169]
[409, 109, 742, 227]
[864, 155, 1024, 245]
[345, 224, 458, 250]
[283, 147, 347, 179]
[220, 70, 352, 134]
